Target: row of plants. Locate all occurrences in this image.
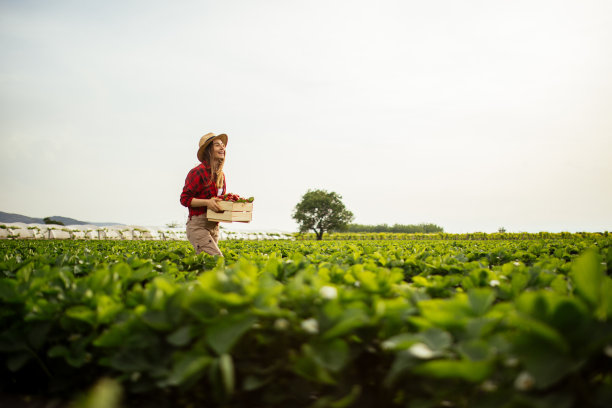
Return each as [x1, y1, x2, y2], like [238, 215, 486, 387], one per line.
[0, 224, 188, 241]
[1, 238, 611, 407]
[0, 224, 295, 241]
[294, 232, 610, 241]
[346, 223, 444, 234]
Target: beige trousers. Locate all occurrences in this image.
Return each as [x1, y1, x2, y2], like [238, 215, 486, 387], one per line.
[186, 214, 223, 256]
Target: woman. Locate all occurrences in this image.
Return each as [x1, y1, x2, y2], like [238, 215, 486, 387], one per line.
[180, 132, 228, 256]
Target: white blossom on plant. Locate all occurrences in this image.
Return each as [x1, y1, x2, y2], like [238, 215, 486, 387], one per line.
[514, 371, 535, 391]
[409, 342, 435, 359]
[319, 285, 338, 300]
[301, 318, 319, 334]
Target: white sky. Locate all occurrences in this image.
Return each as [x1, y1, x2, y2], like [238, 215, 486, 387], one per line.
[1, 0, 611, 233]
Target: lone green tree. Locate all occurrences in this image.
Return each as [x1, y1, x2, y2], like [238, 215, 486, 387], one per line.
[292, 189, 354, 240]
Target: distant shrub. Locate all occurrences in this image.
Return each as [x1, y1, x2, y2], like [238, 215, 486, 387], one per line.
[43, 217, 64, 226]
[347, 223, 443, 233]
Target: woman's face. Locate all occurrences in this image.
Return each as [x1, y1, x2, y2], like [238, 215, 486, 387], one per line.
[211, 139, 225, 160]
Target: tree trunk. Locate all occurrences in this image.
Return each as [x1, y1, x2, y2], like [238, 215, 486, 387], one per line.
[315, 229, 323, 240]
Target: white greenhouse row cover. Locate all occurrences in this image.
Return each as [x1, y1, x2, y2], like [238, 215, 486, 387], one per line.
[0, 223, 294, 241]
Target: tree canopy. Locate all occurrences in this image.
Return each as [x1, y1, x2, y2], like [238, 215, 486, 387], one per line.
[43, 217, 64, 226]
[292, 189, 354, 240]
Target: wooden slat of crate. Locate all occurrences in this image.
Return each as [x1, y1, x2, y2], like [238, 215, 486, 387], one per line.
[207, 209, 232, 222]
[207, 210, 252, 222]
[216, 201, 253, 211]
[207, 201, 253, 223]
[231, 211, 252, 222]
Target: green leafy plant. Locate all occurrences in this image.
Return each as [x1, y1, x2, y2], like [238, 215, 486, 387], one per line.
[0, 237, 610, 407]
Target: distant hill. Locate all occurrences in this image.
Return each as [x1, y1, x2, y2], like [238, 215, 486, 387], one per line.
[0, 211, 123, 227]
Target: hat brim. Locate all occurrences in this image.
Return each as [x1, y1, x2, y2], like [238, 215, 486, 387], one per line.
[197, 133, 228, 162]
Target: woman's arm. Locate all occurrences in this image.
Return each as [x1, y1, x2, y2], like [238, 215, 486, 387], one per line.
[191, 197, 223, 212]
[180, 166, 224, 212]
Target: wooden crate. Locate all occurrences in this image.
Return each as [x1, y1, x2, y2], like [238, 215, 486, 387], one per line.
[207, 201, 253, 223]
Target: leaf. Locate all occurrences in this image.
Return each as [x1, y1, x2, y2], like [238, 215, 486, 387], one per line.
[71, 378, 122, 408]
[550, 299, 589, 334]
[382, 333, 417, 351]
[0, 329, 28, 353]
[550, 275, 568, 295]
[321, 308, 369, 340]
[141, 310, 171, 331]
[511, 314, 570, 353]
[292, 345, 336, 385]
[420, 328, 452, 351]
[0, 278, 20, 302]
[457, 339, 493, 361]
[166, 325, 193, 347]
[412, 276, 430, 287]
[514, 342, 585, 388]
[65, 305, 97, 326]
[94, 319, 150, 348]
[383, 350, 418, 386]
[570, 249, 602, 307]
[465, 316, 502, 339]
[16, 261, 34, 282]
[48, 344, 89, 367]
[418, 295, 471, 329]
[48, 345, 70, 358]
[413, 359, 493, 382]
[164, 354, 211, 387]
[511, 272, 529, 296]
[205, 314, 256, 355]
[601, 277, 612, 319]
[329, 385, 361, 408]
[94, 323, 129, 348]
[468, 288, 495, 316]
[7, 351, 32, 372]
[96, 295, 123, 324]
[27, 321, 52, 350]
[242, 375, 272, 391]
[219, 354, 235, 395]
[152, 277, 177, 296]
[311, 339, 350, 372]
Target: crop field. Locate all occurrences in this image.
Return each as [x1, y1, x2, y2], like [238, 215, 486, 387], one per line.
[1, 236, 611, 408]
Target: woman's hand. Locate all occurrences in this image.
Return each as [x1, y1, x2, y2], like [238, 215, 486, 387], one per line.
[207, 197, 223, 213]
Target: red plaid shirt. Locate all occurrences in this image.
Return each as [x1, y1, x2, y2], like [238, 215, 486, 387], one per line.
[180, 163, 226, 219]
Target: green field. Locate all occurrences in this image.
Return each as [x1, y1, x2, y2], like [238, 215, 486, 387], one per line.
[1, 237, 611, 407]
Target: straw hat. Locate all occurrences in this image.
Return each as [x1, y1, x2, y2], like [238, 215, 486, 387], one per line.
[197, 132, 228, 162]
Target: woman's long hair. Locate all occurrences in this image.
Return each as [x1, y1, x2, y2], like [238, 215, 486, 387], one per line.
[203, 143, 225, 189]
